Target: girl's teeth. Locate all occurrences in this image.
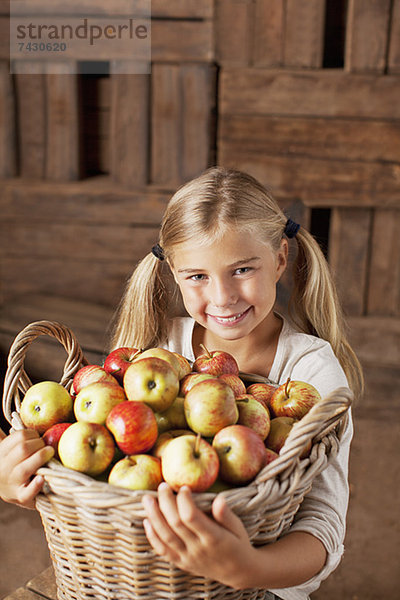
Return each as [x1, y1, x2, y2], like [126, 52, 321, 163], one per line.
[215, 312, 243, 323]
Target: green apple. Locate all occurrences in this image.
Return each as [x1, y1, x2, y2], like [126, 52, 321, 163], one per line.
[58, 421, 115, 476]
[108, 455, 163, 491]
[184, 378, 238, 437]
[236, 393, 271, 440]
[74, 381, 126, 425]
[161, 434, 219, 492]
[20, 381, 73, 435]
[155, 396, 187, 433]
[152, 429, 195, 459]
[123, 357, 179, 412]
[172, 352, 192, 379]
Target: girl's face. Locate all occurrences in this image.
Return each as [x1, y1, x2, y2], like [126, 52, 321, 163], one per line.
[170, 227, 288, 343]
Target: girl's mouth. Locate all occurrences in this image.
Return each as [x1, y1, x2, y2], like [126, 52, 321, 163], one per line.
[208, 307, 251, 326]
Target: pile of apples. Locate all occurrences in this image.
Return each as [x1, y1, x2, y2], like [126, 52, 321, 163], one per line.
[19, 344, 322, 493]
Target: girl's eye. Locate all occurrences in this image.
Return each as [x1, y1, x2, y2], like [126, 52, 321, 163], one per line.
[189, 274, 207, 281]
[234, 267, 252, 275]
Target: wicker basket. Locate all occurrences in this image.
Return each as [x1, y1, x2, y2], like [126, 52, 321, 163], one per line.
[2, 321, 353, 600]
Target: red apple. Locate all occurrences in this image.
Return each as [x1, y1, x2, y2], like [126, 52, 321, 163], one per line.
[212, 424, 267, 485]
[123, 357, 179, 412]
[108, 455, 163, 491]
[179, 372, 215, 396]
[236, 394, 271, 440]
[152, 429, 195, 459]
[184, 379, 238, 437]
[74, 381, 127, 425]
[103, 347, 140, 384]
[106, 400, 158, 455]
[172, 352, 192, 379]
[219, 374, 247, 397]
[58, 421, 115, 476]
[161, 434, 219, 492]
[246, 383, 276, 410]
[73, 365, 117, 394]
[192, 344, 239, 376]
[42, 422, 72, 459]
[265, 416, 296, 454]
[132, 347, 180, 376]
[263, 447, 279, 467]
[269, 378, 321, 419]
[20, 381, 73, 435]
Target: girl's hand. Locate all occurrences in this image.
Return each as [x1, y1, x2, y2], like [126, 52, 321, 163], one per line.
[142, 482, 256, 588]
[0, 428, 54, 509]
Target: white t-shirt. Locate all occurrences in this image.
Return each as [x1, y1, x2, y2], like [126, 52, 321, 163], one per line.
[163, 316, 353, 600]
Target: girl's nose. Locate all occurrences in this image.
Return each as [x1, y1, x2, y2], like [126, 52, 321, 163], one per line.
[209, 279, 237, 307]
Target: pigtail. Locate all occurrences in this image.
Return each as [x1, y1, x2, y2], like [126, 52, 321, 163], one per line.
[289, 228, 364, 400]
[110, 253, 169, 351]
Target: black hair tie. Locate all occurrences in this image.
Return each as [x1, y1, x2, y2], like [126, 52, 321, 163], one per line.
[284, 218, 300, 239]
[151, 243, 165, 261]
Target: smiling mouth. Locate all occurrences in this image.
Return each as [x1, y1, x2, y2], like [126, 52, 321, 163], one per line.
[208, 308, 250, 324]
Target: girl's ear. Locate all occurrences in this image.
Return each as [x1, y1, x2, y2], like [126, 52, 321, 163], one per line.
[275, 238, 288, 282]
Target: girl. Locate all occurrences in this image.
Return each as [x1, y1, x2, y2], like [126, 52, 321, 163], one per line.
[0, 167, 363, 600]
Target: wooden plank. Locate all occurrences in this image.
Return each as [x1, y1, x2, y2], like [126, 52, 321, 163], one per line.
[151, 63, 181, 185]
[219, 68, 400, 119]
[388, 0, 400, 73]
[0, 61, 17, 177]
[26, 566, 56, 599]
[219, 114, 400, 163]
[0, 222, 159, 262]
[215, 0, 252, 65]
[253, 0, 284, 67]
[10, 1, 213, 19]
[3, 588, 41, 600]
[151, 19, 213, 62]
[347, 316, 400, 368]
[328, 208, 372, 316]
[14, 63, 46, 178]
[181, 64, 216, 181]
[0, 257, 137, 307]
[110, 72, 150, 186]
[217, 148, 400, 207]
[345, 0, 392, 72]
[1, 179, 169, 224]
[45, 64, 80, 181]
[367, 210, 400, 316]
[283, 0, 326, 68]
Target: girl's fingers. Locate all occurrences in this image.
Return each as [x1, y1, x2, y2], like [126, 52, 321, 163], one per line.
[1, 429, 42, 458]
[15, 475, 45, 510]
[12, 445, 54, 485]
[211, 495, 248, 539]
[142, 490, 187, 553]
[175, 486, 219, 538]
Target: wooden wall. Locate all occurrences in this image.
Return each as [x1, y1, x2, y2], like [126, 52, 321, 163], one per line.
[0, 1, 399, 399]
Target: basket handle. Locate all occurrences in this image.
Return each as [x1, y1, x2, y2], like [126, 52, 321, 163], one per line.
[2, 320, 88, 429]
[256, 386, 353, 483]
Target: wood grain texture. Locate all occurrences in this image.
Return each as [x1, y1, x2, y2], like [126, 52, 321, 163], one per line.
[252, 0, 284, 67]
[388, 0, 400, 73]
[0, 61, 17, 177]
[283, 0, 326, 68]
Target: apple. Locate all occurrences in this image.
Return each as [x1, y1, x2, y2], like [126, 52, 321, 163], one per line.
[58, 421, 115, 476]
[236, 394, 270, 440]
[161, 434, 219, 492]
[184, 378, 238, 437]
[108, 455, 163, 491]
[246, 383, 276, 410]
[73, 365, 117, 394]
[192, 344, 239, 376]
[179, 372, 215, 396]
[219, 373, 246, 397]
[269, 378, 321, 419]
[263, 447, 279, 467]
[74, 381, 127, 425]
[212, 424, 267, 485]
[123, 357, 179, 412]
[172, 352, 192, 379]
[42, 422, 72, 459]
[152, 429, 195, 459]
[265, 416, 296, 454]
[155, 396, 187, 433]
[103, 347, 141, 384]
[106, 400, 158, 455]
[132, 347, 180, 376]
[20, 381, 73, 435]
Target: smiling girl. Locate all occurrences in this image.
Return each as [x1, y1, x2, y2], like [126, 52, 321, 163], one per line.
[0, 167, 363, 600]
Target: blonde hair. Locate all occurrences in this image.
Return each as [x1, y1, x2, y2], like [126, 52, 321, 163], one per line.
[111, 167, 363, 400]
